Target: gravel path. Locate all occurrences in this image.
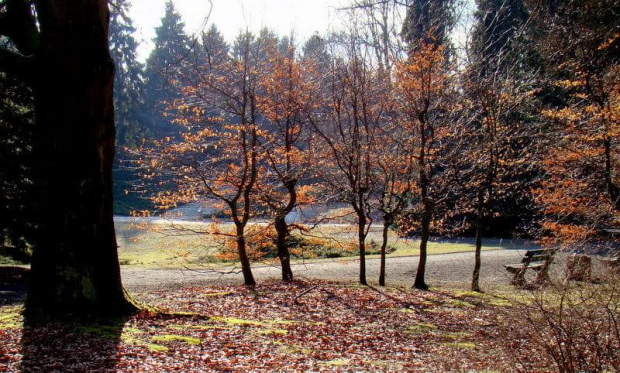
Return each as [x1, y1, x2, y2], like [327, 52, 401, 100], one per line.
[122, 249, 525, 292]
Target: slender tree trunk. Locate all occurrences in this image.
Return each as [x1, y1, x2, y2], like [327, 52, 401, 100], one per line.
[274, 214, 293, 282]
[235, 223, 256, 286]
[354, 204, 368, 285]
[472, 190, 484, 292]
[27, 0, 136, 316]
[413, 210, 431, 290]
[379, 217, 391, 286]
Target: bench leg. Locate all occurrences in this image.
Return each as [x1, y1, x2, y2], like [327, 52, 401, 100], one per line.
[533, 260, 554, 286]
[510, 268, 527, 287]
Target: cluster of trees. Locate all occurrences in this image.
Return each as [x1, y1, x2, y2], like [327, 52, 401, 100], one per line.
[0, 0, 617, 316]
[142, 0, 620, 292]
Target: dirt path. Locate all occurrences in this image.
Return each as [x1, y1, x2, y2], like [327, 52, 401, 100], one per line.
[122, 249, 525, 292]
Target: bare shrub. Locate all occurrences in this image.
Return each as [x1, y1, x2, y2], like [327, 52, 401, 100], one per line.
[501, 270, 620, 372]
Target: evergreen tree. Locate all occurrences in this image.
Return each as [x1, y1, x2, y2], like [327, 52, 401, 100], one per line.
[401, 0, 457, 50]
[0, 70, 35, 263]
[197, 24, 229, 68]
[470, 0, 530, 76]
[144, 0, 190, 136]
[109, 0, 147, 148]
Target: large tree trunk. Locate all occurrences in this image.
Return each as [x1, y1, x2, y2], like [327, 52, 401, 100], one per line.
[27, 0, 136, 316]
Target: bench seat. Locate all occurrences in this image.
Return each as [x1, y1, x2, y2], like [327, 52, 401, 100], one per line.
[505, 262, 545, 273]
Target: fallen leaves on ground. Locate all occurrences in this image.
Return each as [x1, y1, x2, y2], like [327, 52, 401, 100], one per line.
[0, 280, 553, 372]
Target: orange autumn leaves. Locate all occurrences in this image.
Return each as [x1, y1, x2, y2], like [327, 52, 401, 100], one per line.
[536, 47, 620, 245]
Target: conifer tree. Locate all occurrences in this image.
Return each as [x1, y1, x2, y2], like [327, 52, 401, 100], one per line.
[109, 0, 147, 148]
[144, 0, 190, 136]
[401, 0, 456, 50]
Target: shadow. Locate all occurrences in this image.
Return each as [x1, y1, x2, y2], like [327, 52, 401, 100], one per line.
[20, 313, 128, 372]
[0, 266, 28, 307]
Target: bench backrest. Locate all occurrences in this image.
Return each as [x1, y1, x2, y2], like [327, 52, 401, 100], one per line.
[522, 249, 556, 264]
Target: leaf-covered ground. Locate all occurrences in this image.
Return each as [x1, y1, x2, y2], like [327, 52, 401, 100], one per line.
[0, 281, 552, 372]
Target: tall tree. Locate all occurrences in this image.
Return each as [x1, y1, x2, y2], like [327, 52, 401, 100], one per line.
[395, 41, 461, 290]
[531, 0, 620, 245]
[0, 0, 136, 315]
[401, 0, 457, 50]
[196, 24, 229, 68]
[143, 0, 190, 136]
[256, 41, 318, 282]
[310, 32, 386, 286]
[462, 0, 534, 291]
[109, 0, 147, 148]
[0, 56, 35, 263]
[147, 30, 261, 286]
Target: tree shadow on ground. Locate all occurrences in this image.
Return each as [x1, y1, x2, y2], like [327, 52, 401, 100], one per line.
[20, 313, 128, 372]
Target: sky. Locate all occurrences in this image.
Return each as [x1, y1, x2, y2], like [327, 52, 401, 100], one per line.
[128, 0, 348, 61]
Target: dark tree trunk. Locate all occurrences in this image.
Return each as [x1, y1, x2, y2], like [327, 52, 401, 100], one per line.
[413, 210, 431, 290]
[235, 223, 256, 286]
[27, 0, 136, 316]
[273, 180, 296, 282]
[379, 217, 392, 286]
[356, 208, 368, 286]
[472, 190, 484, 292]
[274, 214, 293, 282]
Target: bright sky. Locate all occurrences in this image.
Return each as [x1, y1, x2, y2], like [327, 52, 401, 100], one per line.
[129, 0, 348, 61]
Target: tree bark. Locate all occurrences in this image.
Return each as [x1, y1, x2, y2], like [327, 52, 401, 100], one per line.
[274, 214, 293, 282]
[413, 210, 431, 290]
[27, 0, 136, 316]
[379, 217, 391, 286]
[235, 223, 256, 286]
[472, 190, 484, 292]
[273, 180, 296, 282]
[356, 207, 368, 286]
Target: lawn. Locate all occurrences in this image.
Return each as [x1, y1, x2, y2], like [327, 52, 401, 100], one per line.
[115, 219, 524, 268]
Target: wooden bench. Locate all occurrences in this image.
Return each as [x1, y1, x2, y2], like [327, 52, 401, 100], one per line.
[505, 248, 557, 286]
[599, 251, 620, 274]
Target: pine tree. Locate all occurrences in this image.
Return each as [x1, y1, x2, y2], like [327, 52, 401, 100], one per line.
[197, 25, 229, 68]
[109, 0, 147, 148]
[401, 0, 456, 50]
[470, 0, 530, 76]
[143, 0, 190, 136]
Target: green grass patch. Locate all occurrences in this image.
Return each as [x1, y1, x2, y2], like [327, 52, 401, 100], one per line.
[445, 299, 476, 308]
[441, 342, 477, 349]
[209, 316, 265, 326]
[151, 334, 201, 345]
[147, 343, 169, 352]
[115, 219, 518, 268]
[0, 306, 23, 329]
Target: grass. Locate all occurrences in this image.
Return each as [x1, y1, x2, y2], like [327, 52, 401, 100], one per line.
[114, 219, 520, 269]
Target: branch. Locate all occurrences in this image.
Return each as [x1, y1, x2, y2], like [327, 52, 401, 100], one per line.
[0, 0, 39, 56]
[0, 47, 33, 84]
